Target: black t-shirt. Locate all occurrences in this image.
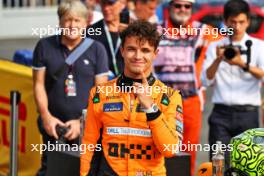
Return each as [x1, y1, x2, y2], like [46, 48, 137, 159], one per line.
[110, 32, 119, 50]
[87, 20, 124, 77]
[32, 35, 109, 122]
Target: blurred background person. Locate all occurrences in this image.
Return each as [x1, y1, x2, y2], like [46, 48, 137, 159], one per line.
[129, 0, 160, 23]
[32, 1, 108, 175]
[85, 0, 104, 25]
[127, 0, 136, 11]
[153, 0, 222, 175]
[87, 0, 127, 79]
[202, 0, 264, 169]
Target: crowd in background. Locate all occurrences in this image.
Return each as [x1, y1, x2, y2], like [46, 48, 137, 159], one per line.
[31, 0, 264, 176]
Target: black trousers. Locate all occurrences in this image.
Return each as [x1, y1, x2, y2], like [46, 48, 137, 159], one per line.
[208, 104, 259, 169]
[36, 117, 79, 176]
[36, 117, 54, 176]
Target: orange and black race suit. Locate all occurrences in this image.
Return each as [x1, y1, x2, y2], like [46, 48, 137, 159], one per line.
[80, 74, 183, 176]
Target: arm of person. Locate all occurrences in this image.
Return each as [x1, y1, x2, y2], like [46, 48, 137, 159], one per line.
[206, 46, 225, 80]
[33, 69, 65, 139]
[80, 87, 102, 176]
[134, 72, 182, 157]
[146, 90, 182, 157]
[247, 66, 264, 79]
[231, 58, 264, 79]
[201, 43, 224, 86]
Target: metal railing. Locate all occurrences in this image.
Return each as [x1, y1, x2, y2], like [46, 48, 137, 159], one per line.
[9, 91, 21, 176]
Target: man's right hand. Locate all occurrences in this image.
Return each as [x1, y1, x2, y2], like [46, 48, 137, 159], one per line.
[42, 114, 65, 139]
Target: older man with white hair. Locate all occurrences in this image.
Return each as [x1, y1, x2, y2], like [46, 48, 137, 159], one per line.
[32, 1, 109, 175]
[153, 0, 222, 175]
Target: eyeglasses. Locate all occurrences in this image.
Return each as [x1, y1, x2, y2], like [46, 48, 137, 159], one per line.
[172, 3, 192, 9]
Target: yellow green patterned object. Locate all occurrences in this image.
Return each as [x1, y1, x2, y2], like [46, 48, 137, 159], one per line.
[230, 128, 264, 176]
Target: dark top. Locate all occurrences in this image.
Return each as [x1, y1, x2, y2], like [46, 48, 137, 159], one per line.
[87, 19, 124, 77]
[33, 35, 109, 122]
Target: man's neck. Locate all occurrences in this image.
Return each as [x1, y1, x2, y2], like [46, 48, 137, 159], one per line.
[106, 20, 120, 32]
[124, 70, 152, 80]
[134, 9, 143, 20]
[61, 36, 82, 50]
[231, 33, 245, 42]
[170, 18, 188, 28]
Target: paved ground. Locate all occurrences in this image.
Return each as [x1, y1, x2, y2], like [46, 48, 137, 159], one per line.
[0, 38, 262, 175]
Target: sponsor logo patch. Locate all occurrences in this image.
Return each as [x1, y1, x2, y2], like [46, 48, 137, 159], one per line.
[135, 171, 152, 176]
[106, 95, 121, 100]
[161, 93, 170, 106]
[106, 127, 151, 137]
[103, 102, 123, 112]
[176, 105, 183, 114]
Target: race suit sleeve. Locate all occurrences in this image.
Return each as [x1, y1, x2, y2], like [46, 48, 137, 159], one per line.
[147, 90, 183, 157]
[80, 87, 102, 176]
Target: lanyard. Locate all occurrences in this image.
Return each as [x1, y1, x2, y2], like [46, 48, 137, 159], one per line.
[104, 23, 121, 76]
[62, 51, 73, 74]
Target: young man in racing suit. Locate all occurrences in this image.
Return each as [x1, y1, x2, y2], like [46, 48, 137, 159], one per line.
[80, 21, 183, 176]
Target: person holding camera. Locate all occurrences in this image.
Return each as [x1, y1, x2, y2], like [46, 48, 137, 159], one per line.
[32, 1, 109, 175]
[201, 0, 264, 168]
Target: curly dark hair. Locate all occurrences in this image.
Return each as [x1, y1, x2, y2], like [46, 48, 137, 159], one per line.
[120, 20, 161, 50]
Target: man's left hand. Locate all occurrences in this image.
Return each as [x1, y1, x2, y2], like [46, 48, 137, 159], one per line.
[225, 52, 245, 68]
[64, 119, 80, 141]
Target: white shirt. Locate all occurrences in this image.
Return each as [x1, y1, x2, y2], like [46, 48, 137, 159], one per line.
[91, 11, 103, 25]
[201, 34, 264, 106]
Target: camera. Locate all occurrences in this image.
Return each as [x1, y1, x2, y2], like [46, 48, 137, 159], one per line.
[221, 45, 240, 60]
[56, 125, 70, 144]
[222, 40, 252, 61]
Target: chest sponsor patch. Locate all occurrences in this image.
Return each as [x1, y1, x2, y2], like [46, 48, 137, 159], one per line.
[103, 102, 123, 112]
[106, 95, 121, 100]
[135, 171, 152, 176]
[106, 127, 151, 137]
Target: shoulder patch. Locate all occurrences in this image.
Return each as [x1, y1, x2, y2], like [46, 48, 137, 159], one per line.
[176, 105, 183, 114]
[161, 93, 170, 106]
[93, 87, 100, 104]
